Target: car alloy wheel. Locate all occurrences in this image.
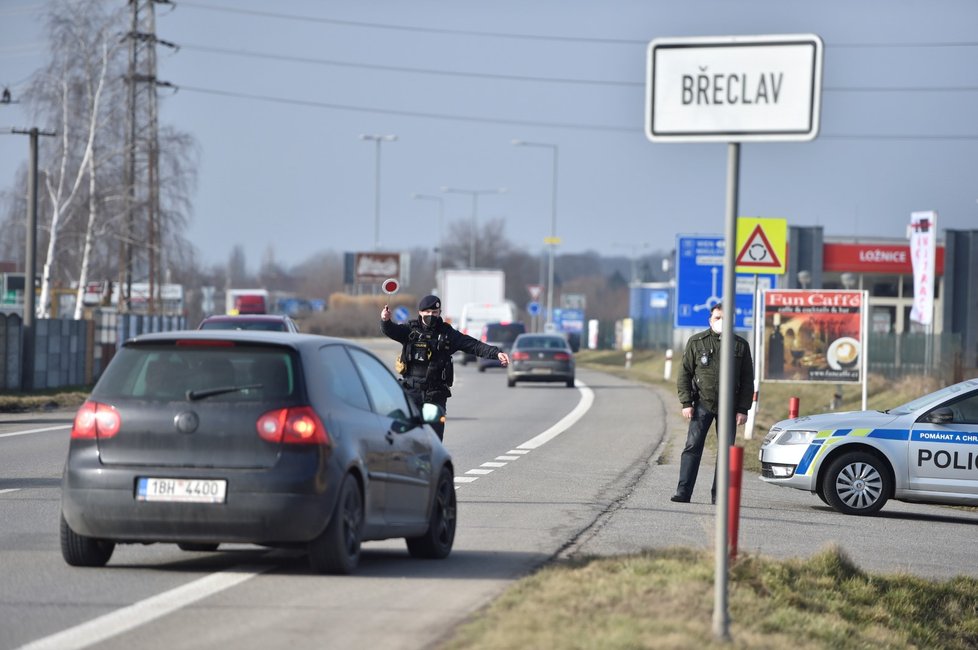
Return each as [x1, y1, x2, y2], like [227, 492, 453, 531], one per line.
[308, 473, 363, 574]
[406, 467, 457, 559]
[822, 452, 890, 516]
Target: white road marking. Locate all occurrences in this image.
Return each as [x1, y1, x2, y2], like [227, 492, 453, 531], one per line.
[517, 381, 594, 450]
[17, 564, 273, 650]
[0, 488, 21, 495]
[455, 381, 594, 488]
[0, 424, 71, 439]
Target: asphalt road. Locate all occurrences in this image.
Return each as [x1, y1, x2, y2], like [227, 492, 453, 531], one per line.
[3, 340, 977, 650]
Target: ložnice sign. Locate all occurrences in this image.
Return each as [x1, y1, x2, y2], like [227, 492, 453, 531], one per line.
[822, 242, 945, 275]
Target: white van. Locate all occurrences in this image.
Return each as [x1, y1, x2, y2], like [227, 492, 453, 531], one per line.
[457, 302, 518, 364]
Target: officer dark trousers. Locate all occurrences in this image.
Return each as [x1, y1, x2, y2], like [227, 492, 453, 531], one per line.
[402, 379, 447, 441]
[676, 402, 735, 501]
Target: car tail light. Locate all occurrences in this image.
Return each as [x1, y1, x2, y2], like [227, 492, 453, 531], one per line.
[511, 351, 529, 360]
[176, 339, 235, 347]
[554, 352, 571, 361]
[256, 406, 329, 445]
[71, 401, 121, 439]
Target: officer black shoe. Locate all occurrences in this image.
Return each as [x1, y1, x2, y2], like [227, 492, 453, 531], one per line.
[670, 493, 690, 503]
[711, 494, 716, 505]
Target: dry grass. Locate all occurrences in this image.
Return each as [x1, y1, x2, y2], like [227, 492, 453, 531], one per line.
[442, 546, 978, 650]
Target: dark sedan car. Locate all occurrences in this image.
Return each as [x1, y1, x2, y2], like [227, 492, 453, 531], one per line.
[60, 331, 456, 574]
[198, 314, 299, 333]
[507, 333, 576, 388]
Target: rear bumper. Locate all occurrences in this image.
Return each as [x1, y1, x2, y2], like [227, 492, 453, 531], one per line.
[61, 446, 340, 544]
[508, 370, 574, 383]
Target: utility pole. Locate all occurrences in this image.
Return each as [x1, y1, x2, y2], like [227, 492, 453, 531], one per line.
[121, 0, 175, 315]
[8, 126, 56, 390]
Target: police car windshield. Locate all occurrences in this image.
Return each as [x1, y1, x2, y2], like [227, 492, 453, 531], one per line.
[886, 381, 977, 415]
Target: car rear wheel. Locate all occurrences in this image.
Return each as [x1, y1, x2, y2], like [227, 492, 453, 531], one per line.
[60, 513, 114, 567]
[822, 452, 890, 516]
[177, 543, 219, 552]
[507, 377, 516, 387]
[566, 377, 575, 388]
[406, 467, 457, 559]
[308, 473, 363, 574]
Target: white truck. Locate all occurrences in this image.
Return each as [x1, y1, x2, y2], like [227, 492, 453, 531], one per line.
[435, 269, 505, 326]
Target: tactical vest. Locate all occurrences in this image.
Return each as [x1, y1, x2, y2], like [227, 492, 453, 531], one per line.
[401, 321, 454, 387]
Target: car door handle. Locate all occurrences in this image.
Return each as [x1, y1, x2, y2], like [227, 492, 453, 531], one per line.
[386, 431, 395, 444]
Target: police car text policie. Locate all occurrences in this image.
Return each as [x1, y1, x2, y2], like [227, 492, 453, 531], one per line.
[381, 295, 510, 440]
[759, 377, 978, 516]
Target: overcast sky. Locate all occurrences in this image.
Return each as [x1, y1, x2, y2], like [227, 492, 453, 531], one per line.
[2, 0, 977, 273]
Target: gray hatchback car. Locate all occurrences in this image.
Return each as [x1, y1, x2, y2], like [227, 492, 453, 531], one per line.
[60, 331, 455, 574]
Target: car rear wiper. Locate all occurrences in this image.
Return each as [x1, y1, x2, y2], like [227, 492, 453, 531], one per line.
[186, 384, 263, 401]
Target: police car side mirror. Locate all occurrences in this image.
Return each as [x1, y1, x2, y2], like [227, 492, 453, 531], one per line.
[925, 407, 954, 424]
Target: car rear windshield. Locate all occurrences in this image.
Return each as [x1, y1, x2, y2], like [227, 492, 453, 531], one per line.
[91, 342, 299, 403]
[484, 323, 525, 344]
[515, 335, 568, 350]
[199, 320, 287, 332]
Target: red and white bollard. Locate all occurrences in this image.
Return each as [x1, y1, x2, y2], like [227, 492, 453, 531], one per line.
[728, 445, 744, 560]
[663, 348, 673, 380]
[789, 396, 800, 419]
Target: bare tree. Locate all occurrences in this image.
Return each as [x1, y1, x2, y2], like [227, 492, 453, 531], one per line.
[25, 0, 124, 317]
[439, 217, 514, 269]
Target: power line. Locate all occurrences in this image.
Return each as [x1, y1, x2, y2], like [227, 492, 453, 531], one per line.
[175, 83, 978, 140]
[176, 1, 978, 49]
[179, 43, 638, 87]
[176, 84, 637, 132]
[178, 42, 978, 93]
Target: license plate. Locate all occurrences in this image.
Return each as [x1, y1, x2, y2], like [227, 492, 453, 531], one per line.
[137, 477, 227, 504]
[531, 367, 552, 374]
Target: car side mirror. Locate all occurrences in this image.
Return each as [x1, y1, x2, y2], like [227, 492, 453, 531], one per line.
[926, 407, 954, 424]
[422, 403, 445, 426]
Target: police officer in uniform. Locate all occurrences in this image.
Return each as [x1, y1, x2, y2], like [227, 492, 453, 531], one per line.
[381, 295, 510, 440]
[672, 303, 754, 504]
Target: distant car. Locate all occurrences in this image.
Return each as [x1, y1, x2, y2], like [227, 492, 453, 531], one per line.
[477, 322, 526, 372]
[760, 377, 978, 516]
[60, 330, 456, 574]
[198, 314, 299, 333]
[507, 333, 576, 388]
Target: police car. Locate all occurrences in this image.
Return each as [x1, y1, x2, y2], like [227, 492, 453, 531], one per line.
[760, 378, 978, 516]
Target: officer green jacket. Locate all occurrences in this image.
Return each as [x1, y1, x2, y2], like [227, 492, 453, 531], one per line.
[677, 328, 754, 416]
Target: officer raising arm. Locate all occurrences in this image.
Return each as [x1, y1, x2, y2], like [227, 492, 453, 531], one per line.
[382, 295, 510, 441]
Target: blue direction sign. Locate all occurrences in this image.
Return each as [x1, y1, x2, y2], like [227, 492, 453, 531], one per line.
[393, 306, 410, 323]
[675, 235, 777, 330]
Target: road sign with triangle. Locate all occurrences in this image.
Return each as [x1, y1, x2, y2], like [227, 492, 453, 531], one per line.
[735, 218, 787, 274]
[526, 284, 544, 300]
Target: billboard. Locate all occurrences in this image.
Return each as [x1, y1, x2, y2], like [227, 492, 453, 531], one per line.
[762, 289, 866, 383]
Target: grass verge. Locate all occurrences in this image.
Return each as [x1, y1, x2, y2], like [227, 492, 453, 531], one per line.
[443, 546, 978, 650]
[0, 386, 90, 413]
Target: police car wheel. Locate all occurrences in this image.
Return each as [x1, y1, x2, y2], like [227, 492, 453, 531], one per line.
[822, 452, 890, 516]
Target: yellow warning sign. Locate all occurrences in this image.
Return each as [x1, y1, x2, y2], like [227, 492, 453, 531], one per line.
[735, 217, 787, 274]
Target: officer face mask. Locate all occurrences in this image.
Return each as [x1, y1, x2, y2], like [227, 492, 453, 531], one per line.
[710, 317, 723, 335]
[420, 310, 441, 328]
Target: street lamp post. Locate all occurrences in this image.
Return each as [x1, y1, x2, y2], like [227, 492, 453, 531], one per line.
[411, 193, 444, 276]
[513, 139, 559, 328]
[441, 187, 506, 268]
[360, 134, 397, 250]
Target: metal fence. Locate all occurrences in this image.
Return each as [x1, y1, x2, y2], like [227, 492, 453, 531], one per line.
[0, 310, 187, 392]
